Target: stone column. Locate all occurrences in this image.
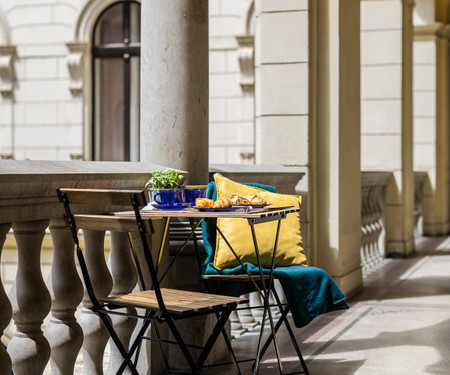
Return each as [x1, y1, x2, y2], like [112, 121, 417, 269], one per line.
[310, 0, 362, 296]
[45, 219, 84, 375]
[140, 0, 209, 185]
[360, 0, 415, 256]
[8, 220, 51, 374]
[0, 223, 12, 375]
[413, 23, 450, 235]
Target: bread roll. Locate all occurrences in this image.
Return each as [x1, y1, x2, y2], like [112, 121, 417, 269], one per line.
[227, 194, 251, 205]
[245, 194, 266, 205]
[195, 198, 214, 208]
[213, 197, 232, 208]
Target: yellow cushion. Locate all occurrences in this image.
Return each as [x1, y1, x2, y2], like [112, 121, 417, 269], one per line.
[213, 173, 308, 270]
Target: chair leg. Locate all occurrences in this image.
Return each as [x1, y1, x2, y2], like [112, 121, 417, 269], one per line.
[196, 308, 233, 371]
[216, 312, 242, 375]
[153, 320, 171, 373]
[165, 315, 200, 374]
[97, 311, 140, 375]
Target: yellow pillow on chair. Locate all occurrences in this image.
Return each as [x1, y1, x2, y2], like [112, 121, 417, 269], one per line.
[213, 173, 308, 270]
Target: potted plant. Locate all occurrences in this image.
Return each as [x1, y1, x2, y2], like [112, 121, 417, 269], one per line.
[145, 169, 184, 203]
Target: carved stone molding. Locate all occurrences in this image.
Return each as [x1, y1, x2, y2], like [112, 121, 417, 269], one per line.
[0, 45, 15, 97]
[66, 42, 87, 95]
[235, 35, 254, 92]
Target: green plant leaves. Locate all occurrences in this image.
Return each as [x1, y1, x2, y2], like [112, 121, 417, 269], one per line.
[145, 169, 183, 189]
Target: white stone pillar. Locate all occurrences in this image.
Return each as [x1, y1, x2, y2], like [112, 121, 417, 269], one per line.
[140, 0, 209, 184]
[413, 23, 450, 235]
[45, 219, 84, 375]
[310, 0, 362, 296]
[360, 0, 415, 256]
[0, 223, 12, 375]
[8, 220, 51, 374]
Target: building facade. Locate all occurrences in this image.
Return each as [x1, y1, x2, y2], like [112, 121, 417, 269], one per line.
[1, 0, 450, 314]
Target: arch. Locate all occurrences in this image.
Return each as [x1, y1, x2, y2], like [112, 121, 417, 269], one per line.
[243, 0, 255, 35]
[0, 6, 11, 45]
[74, 0, 141, 42]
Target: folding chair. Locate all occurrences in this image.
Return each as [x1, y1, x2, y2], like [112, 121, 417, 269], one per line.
[57, 188, 247, 374]
[197, 182, 311, 375]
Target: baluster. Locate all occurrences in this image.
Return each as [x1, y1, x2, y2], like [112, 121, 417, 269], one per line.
[249, 292, 264, 327]
[230, 309, 247, 337]
[0, 223, 12, 375]
[107, 231, 138, 375]
[8, 220, 51, 374]
[78, 229, 113, 375]
[236, 293, 258, 331]
[44, 219, 84, 375]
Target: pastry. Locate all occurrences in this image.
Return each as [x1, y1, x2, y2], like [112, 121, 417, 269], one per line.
[245, 194, 266, 205]
[213, 197, 232, 208]
[227, 194, 251, 205]
[195, 198, 214, 208]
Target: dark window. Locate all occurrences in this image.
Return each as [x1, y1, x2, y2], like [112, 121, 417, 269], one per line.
[92, 1, 140, 161]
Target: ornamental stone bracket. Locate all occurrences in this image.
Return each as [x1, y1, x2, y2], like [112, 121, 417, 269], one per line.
[0, 45, 16, 97]
[235, 35, 254, 92]
[66, 42, 88, 96]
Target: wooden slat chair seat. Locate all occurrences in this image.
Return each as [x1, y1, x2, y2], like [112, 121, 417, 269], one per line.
[57, 188, 246, 375]
[100, 288, 244, 315]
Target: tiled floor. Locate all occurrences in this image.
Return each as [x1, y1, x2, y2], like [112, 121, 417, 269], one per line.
[221, 236, 450, 374]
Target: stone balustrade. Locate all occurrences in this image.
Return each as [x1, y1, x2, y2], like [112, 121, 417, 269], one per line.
[0, 160, 305, 375]
[360, 171, 392, 272]
[0, 160, 161, 375]
[414, 171, 427, 237]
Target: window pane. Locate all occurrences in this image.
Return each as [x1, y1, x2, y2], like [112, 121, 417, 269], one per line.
[95, 3, 124, 45]
[129, 2, 141, 43]
[129, 56, 140, 161]
[99, 58, 127, 161]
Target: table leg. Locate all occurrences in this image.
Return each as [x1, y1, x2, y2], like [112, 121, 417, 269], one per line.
[249, 219, 284, 375]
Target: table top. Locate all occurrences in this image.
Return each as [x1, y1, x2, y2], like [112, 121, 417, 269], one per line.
[115, 206, 299, 219]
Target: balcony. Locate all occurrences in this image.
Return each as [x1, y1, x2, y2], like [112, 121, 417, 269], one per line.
[0, 161, 429, 374]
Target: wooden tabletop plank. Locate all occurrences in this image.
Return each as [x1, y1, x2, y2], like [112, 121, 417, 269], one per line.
[114, 206, 299, 220]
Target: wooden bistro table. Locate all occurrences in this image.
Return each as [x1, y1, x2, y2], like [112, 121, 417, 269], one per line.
[116, 205, 300, 374]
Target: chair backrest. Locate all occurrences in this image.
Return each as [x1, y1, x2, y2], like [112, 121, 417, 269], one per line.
[58, 188, 147, 207]
[57, 188, 162, 309]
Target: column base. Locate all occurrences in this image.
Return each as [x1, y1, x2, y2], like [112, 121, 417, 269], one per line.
[332, 266, 363, 299]
[386, 237, 415, 257]
[423, 222, 450, 236]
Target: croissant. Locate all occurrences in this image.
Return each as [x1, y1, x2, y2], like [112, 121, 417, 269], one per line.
[227, 194, 251, 205]
[213, 197, 232, 208]
[195, 198, 214, 208]
[245, 194, 266, 205]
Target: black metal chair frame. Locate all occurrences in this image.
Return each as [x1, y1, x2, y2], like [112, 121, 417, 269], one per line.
[58, 188, 243, 375]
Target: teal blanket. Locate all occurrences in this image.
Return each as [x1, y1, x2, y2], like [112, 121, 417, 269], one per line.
[201, 182, 349, 328]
